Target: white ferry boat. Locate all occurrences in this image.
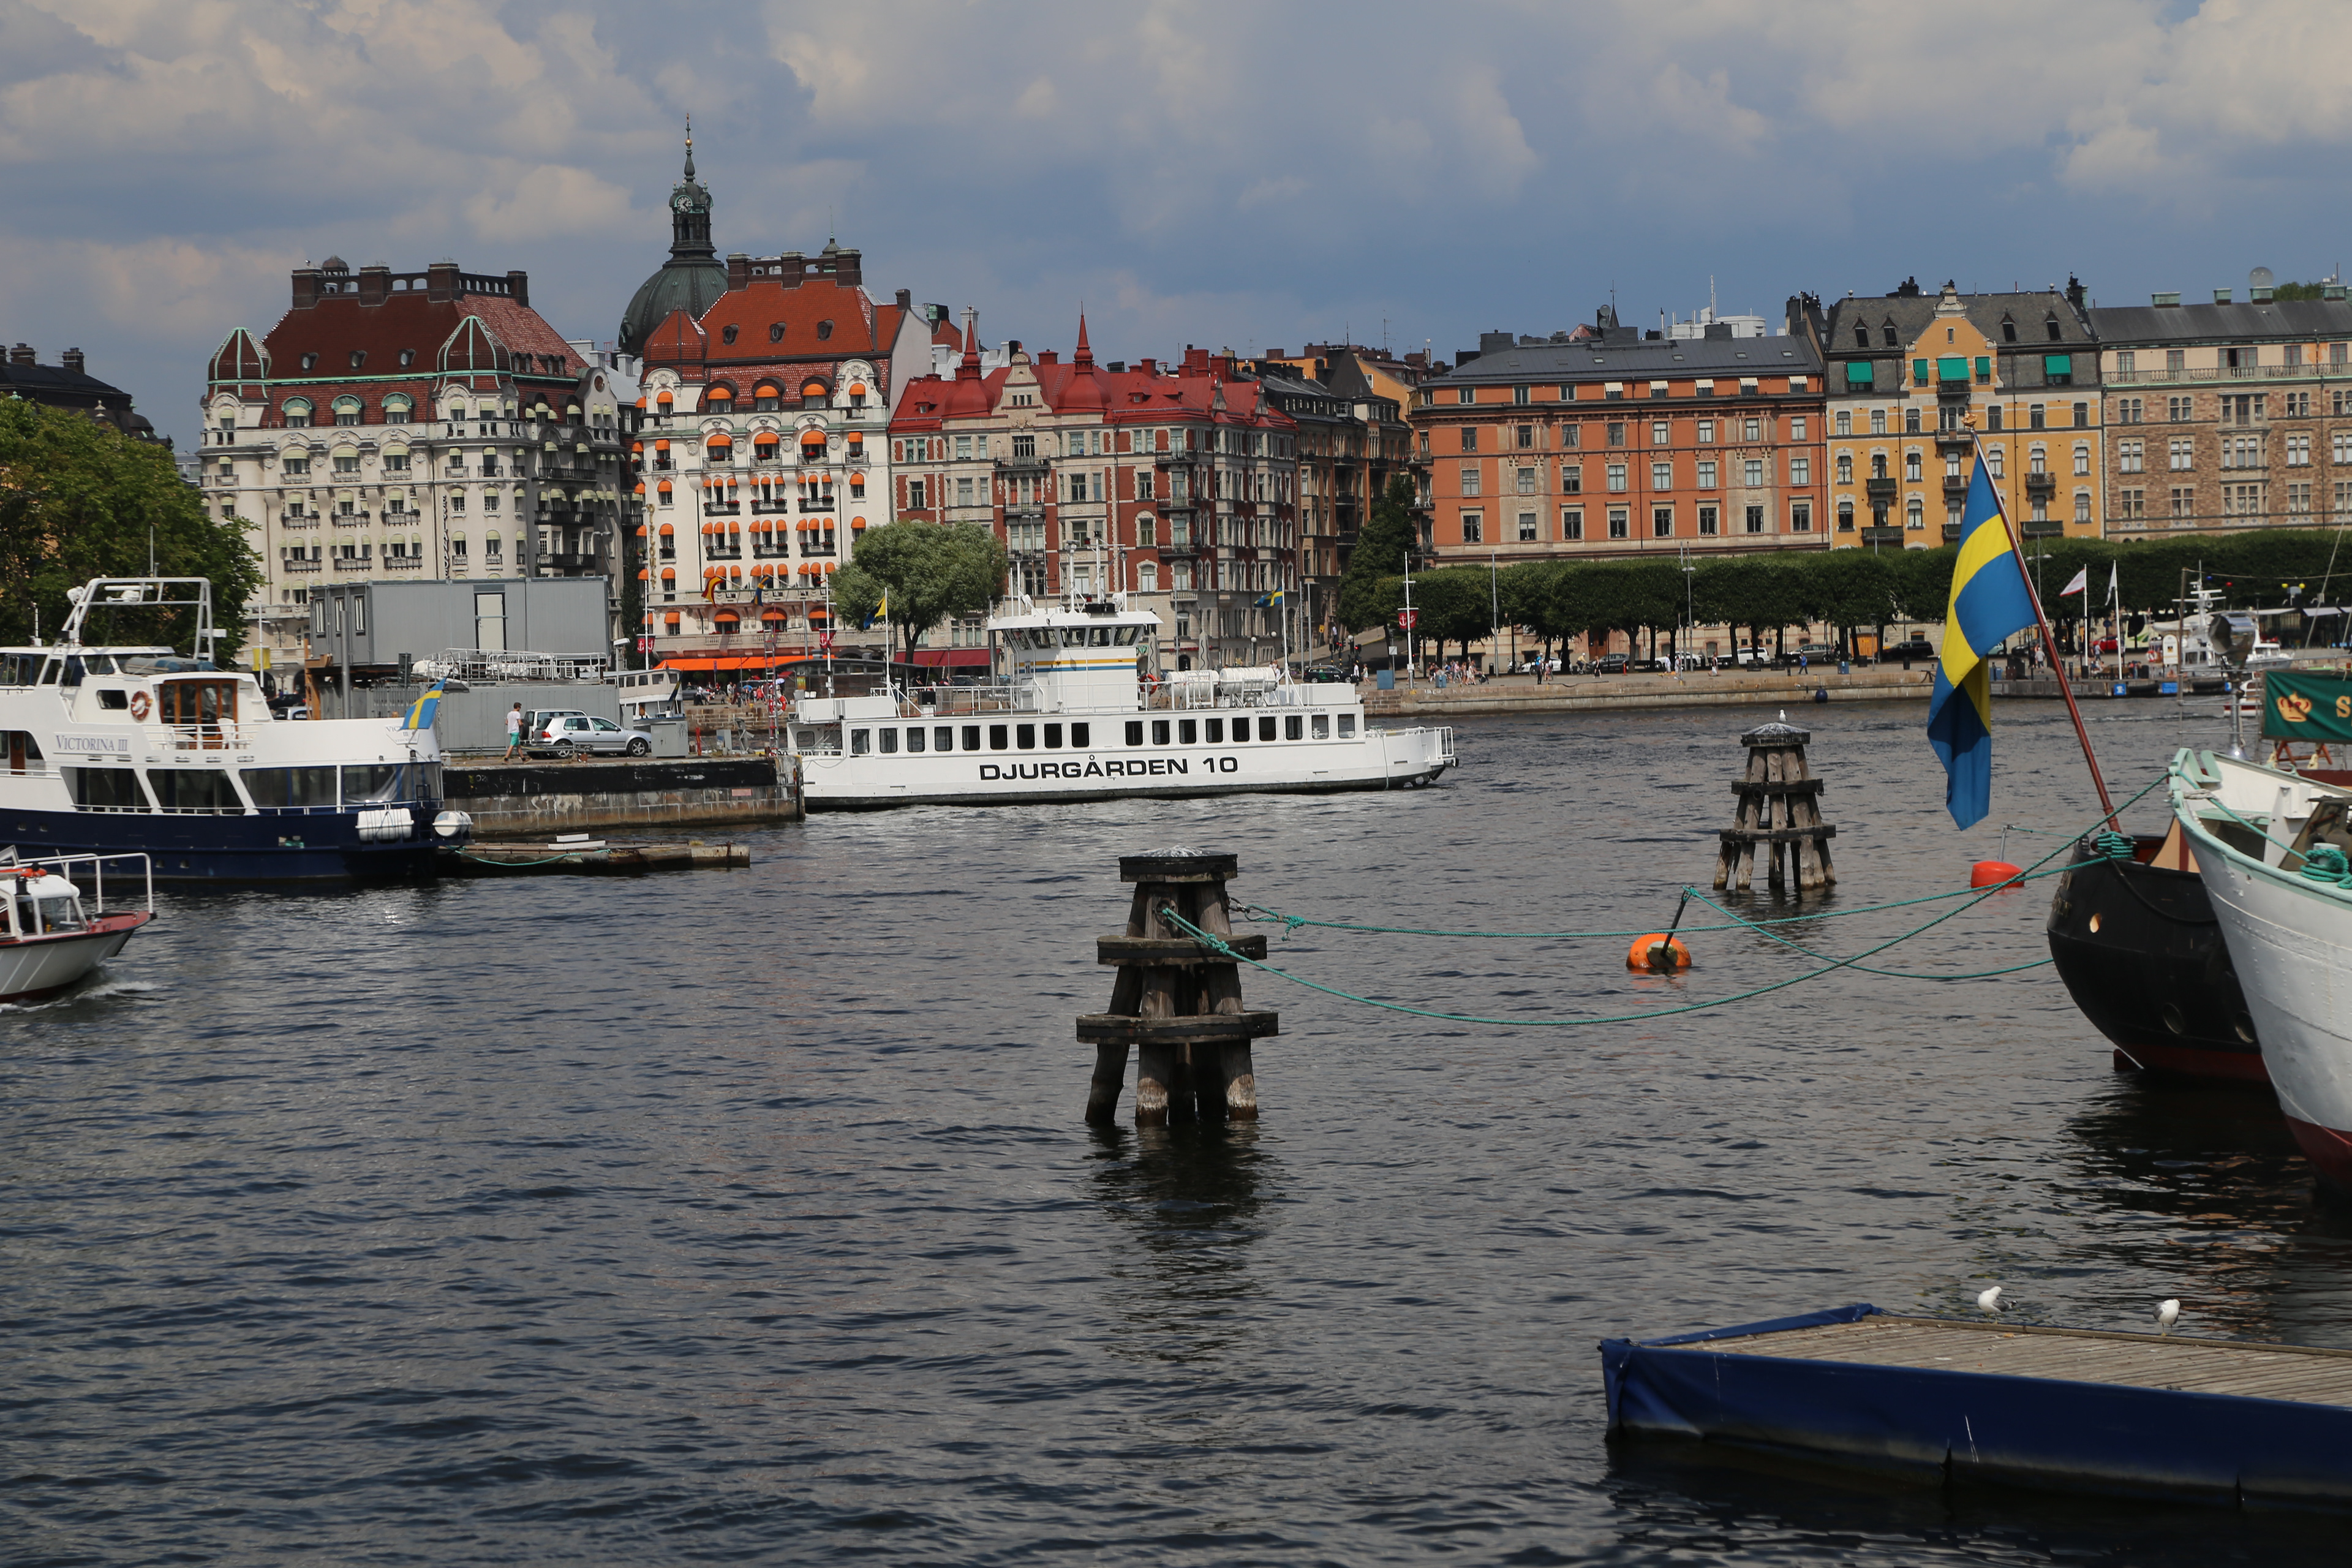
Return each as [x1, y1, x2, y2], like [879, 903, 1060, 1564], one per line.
[0, 850, 154, 1003]
[787, 599, 1455, 810]
[0, 578, 465, 881]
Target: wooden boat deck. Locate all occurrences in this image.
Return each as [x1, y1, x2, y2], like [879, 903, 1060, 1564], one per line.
[1697, 1314, 2352, 1409]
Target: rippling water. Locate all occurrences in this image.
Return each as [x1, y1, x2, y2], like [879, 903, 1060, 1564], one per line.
[9, 697, 2352, 1565]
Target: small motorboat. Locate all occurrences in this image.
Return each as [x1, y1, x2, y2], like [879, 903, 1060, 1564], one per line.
[0, 850, 154, 1005]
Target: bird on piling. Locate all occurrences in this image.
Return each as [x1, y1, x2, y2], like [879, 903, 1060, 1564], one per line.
[1976, 1286, 2004, 1317]
[2156, 1298, 2181, 1335]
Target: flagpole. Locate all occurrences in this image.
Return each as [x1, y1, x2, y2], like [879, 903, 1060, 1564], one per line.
[1971, 429, 2115, 821]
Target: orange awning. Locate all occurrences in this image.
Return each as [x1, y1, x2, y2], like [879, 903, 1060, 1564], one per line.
[707, 434, 733, 447]
[654, 439, 670, 450]
[658, 522, 674, 535]
[706, 386, 733, 401]
[633, 481, 646, 495]
[850, 382, 868, 396]
[659, 654, 785, 672]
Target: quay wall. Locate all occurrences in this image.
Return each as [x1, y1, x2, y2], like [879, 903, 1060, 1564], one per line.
[1360, 669, 2233, 720]
[443, 757, 802, 838]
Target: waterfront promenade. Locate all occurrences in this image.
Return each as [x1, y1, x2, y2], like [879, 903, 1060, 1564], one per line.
[1364, 664, 1934, 718]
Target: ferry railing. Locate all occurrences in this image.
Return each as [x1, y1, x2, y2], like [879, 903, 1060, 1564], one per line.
[1, 850, 154, 918]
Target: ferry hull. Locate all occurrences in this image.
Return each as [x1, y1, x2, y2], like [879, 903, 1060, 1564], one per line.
[0, 911, 149, 1003]
[797, 734, 1454, 811]
[1, 808, 445, 883]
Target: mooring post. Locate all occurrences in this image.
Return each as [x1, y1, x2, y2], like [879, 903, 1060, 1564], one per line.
[1077, 851, 1280, 1125]
[1714, 722, 1838, 894]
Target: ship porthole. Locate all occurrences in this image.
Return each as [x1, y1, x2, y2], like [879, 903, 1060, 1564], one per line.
[2088, 912, 2102, 934]
[2235, 1012, 2258, 1044]
[2161, 1002, 2187, 1035]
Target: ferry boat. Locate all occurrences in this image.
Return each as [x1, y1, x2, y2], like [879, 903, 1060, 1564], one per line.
[786, 598, 1456, 810]
[2170, 747, 2352, 1186]
[0, 578, 466, 881]
[0, 850, 153, 1003]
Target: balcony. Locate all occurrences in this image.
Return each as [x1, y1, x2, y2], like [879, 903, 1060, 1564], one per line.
[1942, 475, 1969, 499]
[548, 552, 598, 571]
[280, 512, 320, 528]
[1934, 431, 1973, 455]
[383, 554, 425, 570]
[1943, 523, 1964, 543]
[1860, 526, 1905, 546]
[707, 546, 743, 560]
[750, 499, 789, 514]
[332, 556, 371, 571]
[281, 558, 322, 573]
[1936, 378, 1973, 401]
[704, 502, 741, 516]
[2019, 519, 2064, 538]
[798, 497, 835, 513]
[2024, 471, 2057, 495]
[752, 545, 793, 559]
[1864, 477, 1898, 500]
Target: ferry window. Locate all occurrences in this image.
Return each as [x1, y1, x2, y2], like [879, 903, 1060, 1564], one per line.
[1152, 720, 1170, 745]
[1339, 714, 1357, 738]
[1063, 630, 1088, 647]
[1016, 724, 1036, 749]
[1231, 720, 1249, 744]
[1178, 719, 1197, 745]
[81, 656, 115, 673]
[1257, 717, 1276, 742]
[1312, 715, 1330, 739]
[6, 731, 45, 773]
[97, 689, 129, 710]
[1070, 723, 1089, 747]
[935, 726, 954, 752]
[880, 729, 900, 754]
[1090, 627, 1112, 646]
[962, 725, 981, 751]
[989, 725, 1009, 750]
[1117, 627, 1140, 645]
[850, 729, 871, 755]
[341, 763, 407, 803]
[1206, 718, 1224, 742]
[150, 769, 242, 812]
[1125, 721, 1144, 746]
[65, 766, 149, 810]
[240, 766, 337, 808]
[1043, 723, 1063, 748]
[38, 660, 60, 685]
[904, 727, 924, 753]
[1285, 716, 1303, 741]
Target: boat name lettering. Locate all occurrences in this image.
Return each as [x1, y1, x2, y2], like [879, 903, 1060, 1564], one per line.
[51, 734, 132, 755]
[974, 756, 1242, 783]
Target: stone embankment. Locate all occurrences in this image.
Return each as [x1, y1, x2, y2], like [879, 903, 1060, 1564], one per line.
[443, 756, 802, 838]
[1363, 666, 1934, 718]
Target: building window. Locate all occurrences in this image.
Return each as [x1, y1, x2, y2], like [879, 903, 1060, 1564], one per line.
[1697, 459, 1717, 489]
[1461, 467, 1481, 497]
[1012, 433, 1034, 459]
[1790, 455, 1811, 485]
[2119, 439, 2143, 473]
[956, 477, 974, 506]
[1907, 497, 1924, 530]
[1515, 466, 1536, 494]
[1516, 425, 1533, 450]
[2170, 438, 2195, 471]
[1606, 421, 1626, 447]
[2073, 444, 2090, 475]
[1697, 420, 1715, 443]
[1835, 410, 1852, 435]
[1650, 461, 1672, 491]
[1559, 424, 1581, 449]
[1461, 513, 1482, 543]
[907, 478, 927, 509]
[1652, 505, 1673, 538]
[1870, 409, 1887, 435]
[1606, 462, 1627, 492]
[1607, 507, 1629, 540]
[1517, 510, 1537, 542]
[1837, 500, 1855, 532]
[2169, 395, 2193, 421]
[1835, 453, 1853, 484]
[2075, 491, 2093, 523]
[1697, 505, 1719, 536]
[2030, 404, 2046, 430]
[1457, 386, 1474, 404]
[1987, 405, 2003, 431]
[1790, 501, 1812, 533]
[1745, 458, 1765, 487]
[1562, 507, 1583, 540]
[2289, 432, 2312, 466]
[1461, 426, 1479, 452]
[1651, 420, 1670, 445]
[1561, 463, 1581, 494]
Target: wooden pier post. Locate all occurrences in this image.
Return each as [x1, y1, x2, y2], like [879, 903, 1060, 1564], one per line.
[1078, 852, 1280, 1125]
[1713, 722, 1838, 893]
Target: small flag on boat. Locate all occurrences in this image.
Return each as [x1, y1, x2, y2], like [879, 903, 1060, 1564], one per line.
[402, 684, 447, 731]
[1927, 461, 2039, 829]
[2059, 567, 2088, 596]
[861, 590, 887, 631]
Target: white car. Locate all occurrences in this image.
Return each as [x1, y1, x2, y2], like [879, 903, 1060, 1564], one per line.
[536, 714, 652, 756]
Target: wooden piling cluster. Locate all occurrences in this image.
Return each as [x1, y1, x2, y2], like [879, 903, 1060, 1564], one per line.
[1713, 721, 1837, 892]
[1079, 852, 1280, 1125]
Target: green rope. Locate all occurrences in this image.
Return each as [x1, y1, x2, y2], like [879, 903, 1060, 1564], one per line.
[1681, 887, 2052, 982]
[1233, 773, 2166, 944]
[2302, 844, 2352, 887]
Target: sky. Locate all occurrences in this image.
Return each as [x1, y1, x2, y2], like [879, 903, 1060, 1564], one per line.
[7, 0, 2352, 451]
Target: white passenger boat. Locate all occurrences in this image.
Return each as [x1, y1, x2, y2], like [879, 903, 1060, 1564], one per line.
[0, 850, 153, 1003]
[787, 599, 1455, 810]
[2170, 748, 2352, 1186]
[0, 578, 467, 881]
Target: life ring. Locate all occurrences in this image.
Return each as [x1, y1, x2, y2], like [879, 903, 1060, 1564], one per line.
[127, 691, 151, 720]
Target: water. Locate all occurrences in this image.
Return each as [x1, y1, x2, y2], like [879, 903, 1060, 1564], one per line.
[9, 698, 2352, 1565]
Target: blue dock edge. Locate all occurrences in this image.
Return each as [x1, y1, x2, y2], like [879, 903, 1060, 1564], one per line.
[1600, 1304, 2352, 1509]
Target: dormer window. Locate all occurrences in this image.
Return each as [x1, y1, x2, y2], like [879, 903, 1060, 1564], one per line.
[399, 349, 415, 366]
[1852, 325, 1867, 347]
[1882, 323, 1898, 347]
[2045, 315, 2062, 341]
[349, 350, 366, 369]
[817, 320, 834, 341]
[300, 353, 318, 371]
[722, 324, 739, 345]
[2002, 317, 2017, 342]
[769, 323, 785, 342]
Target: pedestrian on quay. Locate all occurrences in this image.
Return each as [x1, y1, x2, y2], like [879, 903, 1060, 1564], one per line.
[505, 702, 524, 759]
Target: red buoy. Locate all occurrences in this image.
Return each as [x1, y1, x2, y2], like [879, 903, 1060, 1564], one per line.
[1628, 934, 1694, 971]
[1970, 860, 2024, 890]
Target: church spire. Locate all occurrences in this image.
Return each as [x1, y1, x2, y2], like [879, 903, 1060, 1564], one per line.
[666, 121, 714, 260]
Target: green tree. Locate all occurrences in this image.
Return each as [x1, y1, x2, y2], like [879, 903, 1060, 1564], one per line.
[836, 521, 1006, 663]
[1411, 567, 1494, 661]
[1337, 475, 1416, 632]
[0, 401, 263, 657]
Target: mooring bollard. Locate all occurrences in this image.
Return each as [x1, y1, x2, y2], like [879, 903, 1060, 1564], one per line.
[1713, 721, 1838, 893]
[1077, 851, 1280, 1126]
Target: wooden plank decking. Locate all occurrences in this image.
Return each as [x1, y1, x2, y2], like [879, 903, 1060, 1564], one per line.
[1694, 1314, 2352, 1409]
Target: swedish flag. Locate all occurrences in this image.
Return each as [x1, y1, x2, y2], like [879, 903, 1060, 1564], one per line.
[402, 684, 446, 731]
[1927, 460, 2038, 827]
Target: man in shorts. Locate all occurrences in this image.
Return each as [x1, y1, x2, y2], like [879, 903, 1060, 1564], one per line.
[505, 703, 524, 759]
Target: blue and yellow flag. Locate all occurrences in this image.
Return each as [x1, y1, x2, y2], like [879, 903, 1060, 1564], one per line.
[1927, 461, 2038, 827]
[402, 684, 446, 731]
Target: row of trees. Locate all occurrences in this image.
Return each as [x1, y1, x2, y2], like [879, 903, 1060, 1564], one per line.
[1333, 473, 2352, 663]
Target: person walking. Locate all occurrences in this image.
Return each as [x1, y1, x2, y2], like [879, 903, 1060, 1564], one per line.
[505, 703, 524, 759]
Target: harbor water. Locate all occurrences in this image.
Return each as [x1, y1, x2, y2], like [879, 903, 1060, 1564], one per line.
[10, 698, 2352, 1565]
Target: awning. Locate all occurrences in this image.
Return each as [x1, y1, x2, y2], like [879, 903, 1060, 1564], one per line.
[654, 439, 670, 450]
[659, 654, 790, 672]
[907, 648, 990, 668]
[707, 433, 733, 447]
[850, 382, 869, 396]
[658, 522, 674, 535]
[706, 386, 733, 401]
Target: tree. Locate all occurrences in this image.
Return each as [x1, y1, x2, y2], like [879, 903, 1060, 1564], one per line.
[837, 521, 1006, 663]
[1337, 474, 1416, 632]
[1411, 567, 1494, 661]
[0, 401, 263, 657]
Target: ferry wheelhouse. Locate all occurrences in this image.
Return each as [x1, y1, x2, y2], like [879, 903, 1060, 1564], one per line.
[788, 598, 1455, 810]
[0, 578, 464, 881]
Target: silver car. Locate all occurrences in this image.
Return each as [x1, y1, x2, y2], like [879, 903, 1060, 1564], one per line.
[537, 714, 653, 756]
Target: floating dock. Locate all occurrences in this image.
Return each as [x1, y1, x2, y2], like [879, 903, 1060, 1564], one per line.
[439, 839, 749, 876]
[1602, 1303, 2352, 1508]
[442, 756, 800, 838]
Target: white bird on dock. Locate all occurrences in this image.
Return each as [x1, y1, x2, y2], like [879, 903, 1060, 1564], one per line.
[1976, 1286, 2003, 1317]
[2156, 1298, 2181, 1335]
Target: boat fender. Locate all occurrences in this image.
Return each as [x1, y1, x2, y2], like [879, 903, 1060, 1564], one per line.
[128, 691, 150, 720]
[1627, 934, 1693, 972]
[1970, 860, 2024, 890]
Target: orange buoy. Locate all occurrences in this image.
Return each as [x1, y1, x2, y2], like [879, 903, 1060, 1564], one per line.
[1627, 934, 1693, 972]
[1970, 860, 2024, 890]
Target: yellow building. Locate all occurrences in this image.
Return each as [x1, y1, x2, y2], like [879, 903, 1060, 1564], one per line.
[1806, 281, 2102, 547]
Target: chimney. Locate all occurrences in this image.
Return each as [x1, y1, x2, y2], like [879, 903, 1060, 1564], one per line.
[290, 266, 323, 309]
[1136, 358, 1156, 375]
[726, 252, 751, 290]
[9, 343, 34, 366]
[775, 251, 805, 288]
[506, 269, 529, 307]
[61, 347, 83, 374]
[895, 288, 911, 311]
[426, 261, 459, 302]
[358, 264, 391, 306]
[832, 248, 862, 287]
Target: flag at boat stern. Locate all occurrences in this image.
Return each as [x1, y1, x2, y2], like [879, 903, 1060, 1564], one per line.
[402, 684, 447, 731]
[1927, 462, 2037, 828]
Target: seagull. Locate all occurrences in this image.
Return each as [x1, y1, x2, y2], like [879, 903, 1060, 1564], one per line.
[2156, 1298, 2180, 1335]
[1976, 1286, 2003, 1317]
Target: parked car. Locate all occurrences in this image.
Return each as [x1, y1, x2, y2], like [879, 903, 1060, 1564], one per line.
[519, 709, 587, 749]
[1776, 643, 1839, 669]
[537, 713, 653, 756]
[1300, 663, 1348, 684]
[1879, 637, 1936, 663]
[1591, 652, 1634, 675]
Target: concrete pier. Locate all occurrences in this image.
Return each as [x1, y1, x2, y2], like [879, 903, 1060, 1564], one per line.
[443, 756, 801, 839]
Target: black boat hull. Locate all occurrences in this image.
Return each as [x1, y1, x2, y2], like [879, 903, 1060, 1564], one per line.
[2046, 837, 2268, 1084]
